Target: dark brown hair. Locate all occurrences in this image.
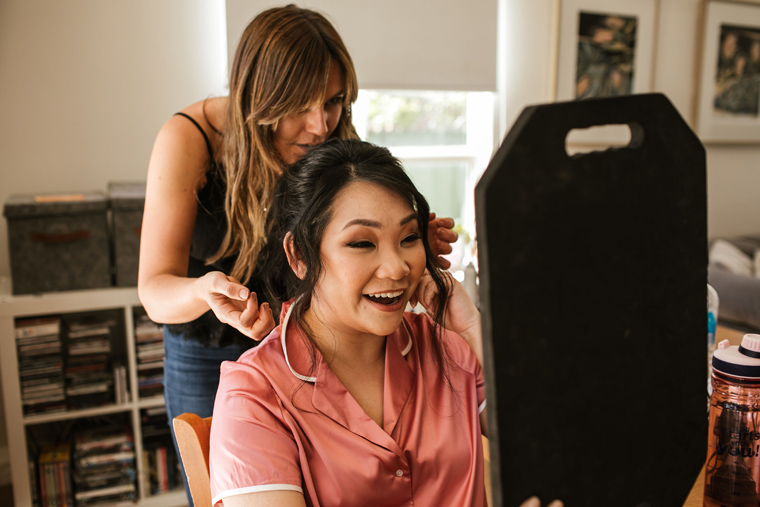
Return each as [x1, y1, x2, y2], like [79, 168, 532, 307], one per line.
[258, 139, 454, 379]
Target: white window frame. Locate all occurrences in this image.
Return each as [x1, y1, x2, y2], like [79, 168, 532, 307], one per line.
[353, 90, 497, 272]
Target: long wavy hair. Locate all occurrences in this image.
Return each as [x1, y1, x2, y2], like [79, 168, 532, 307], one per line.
[257, 139, 454, 377]
[210, 4, 359, 283]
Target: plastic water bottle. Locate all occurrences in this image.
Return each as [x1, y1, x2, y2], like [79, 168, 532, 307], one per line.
[704, 335, 760, 507]
[463, 262, 478, 308]
[708, 284, 719, 379]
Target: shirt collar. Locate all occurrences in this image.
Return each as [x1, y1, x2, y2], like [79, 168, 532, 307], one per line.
[279, 300, 413, 383]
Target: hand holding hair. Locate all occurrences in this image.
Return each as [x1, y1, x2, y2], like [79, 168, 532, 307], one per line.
[428, 213, 458, 269]
[201, 271, 275, 341]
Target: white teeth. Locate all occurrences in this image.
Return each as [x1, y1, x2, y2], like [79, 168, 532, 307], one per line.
[368, 291, 403, 298]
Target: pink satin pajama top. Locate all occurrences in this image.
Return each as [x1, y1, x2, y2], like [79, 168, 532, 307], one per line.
[209, 305, 487, 506]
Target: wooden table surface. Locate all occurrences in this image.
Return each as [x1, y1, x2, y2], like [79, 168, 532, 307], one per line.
[682, 465, 704, 507]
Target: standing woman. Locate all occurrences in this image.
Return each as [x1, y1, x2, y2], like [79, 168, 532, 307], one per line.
[138, 5, 456, 505]
[138, 6, 358, 505]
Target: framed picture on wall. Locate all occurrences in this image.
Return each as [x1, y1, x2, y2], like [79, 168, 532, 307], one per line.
[695, 0, 760, 143]
[553, 0, 659, 145]
[554, 0, 658, 103]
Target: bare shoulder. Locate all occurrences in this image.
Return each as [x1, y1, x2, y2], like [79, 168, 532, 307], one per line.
[177, 96, 228, 137]
[149, 98, 226, 189]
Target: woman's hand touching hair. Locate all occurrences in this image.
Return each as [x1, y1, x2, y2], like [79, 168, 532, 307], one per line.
[427, 213, 458, 269]
[200, 271, 275, 341]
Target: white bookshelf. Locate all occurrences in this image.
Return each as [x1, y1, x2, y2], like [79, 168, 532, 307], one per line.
[0, 277, 186, 507]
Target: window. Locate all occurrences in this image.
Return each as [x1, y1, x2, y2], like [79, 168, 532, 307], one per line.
[352, 90, 496, 273]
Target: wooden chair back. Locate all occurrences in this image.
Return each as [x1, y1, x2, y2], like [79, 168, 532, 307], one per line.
[173, 413, 213, 507]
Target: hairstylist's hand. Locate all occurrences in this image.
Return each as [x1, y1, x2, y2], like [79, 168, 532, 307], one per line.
[202, 271, 275, 341]
[428, 213, 458, 269]
[519, 497, 563, 507]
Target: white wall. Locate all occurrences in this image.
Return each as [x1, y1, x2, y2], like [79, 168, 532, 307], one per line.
[503, 0, 760, 239]
[226, 0, 497, 91]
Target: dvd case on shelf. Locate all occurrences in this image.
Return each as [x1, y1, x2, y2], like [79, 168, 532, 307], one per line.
[133, 314, 165, 399]
[140, 407, 181, 496]
[72, 426, 137, 507]
[15, 317, 66, 416]
[38, 441, 73, 507]
[64, 315, 117, 411]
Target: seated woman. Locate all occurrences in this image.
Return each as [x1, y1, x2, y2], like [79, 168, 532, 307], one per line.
[209, 139, 561, 507]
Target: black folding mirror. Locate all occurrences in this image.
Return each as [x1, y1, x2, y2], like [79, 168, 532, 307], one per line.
[476, 93, 707, 507]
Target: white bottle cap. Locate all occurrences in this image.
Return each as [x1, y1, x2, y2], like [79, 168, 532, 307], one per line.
[712, 334, 760, 379]
[741, 334, 760, 356]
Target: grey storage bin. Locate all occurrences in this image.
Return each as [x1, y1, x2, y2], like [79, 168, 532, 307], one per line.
[4, 192, 111, 294]
[108, 182, 146, 287]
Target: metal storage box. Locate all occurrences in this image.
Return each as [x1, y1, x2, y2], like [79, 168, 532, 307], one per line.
[3, 192, 111, 294]
[108, 182, 145, 287]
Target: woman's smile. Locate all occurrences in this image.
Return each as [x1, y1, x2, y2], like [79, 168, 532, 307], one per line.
[305, 180, 427, 341]
[363, 289, 406, 310]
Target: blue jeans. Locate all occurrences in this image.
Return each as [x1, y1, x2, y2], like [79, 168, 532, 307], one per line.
[163, 326, 248, 507]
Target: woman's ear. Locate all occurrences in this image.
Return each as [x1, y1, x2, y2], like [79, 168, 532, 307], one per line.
[283, 233, 307, 280]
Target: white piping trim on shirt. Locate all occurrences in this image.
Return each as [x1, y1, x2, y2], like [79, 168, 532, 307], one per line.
[213, 484, 303, 504]
[478, 399, 487, 414]
[400, 318, 413, 356]
[281, 302, 317, 382]
[281, 304, 414, 383]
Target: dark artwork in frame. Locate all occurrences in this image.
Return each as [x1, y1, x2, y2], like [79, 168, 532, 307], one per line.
[575, 11, 638, 99]
[712, 23, 760, 117]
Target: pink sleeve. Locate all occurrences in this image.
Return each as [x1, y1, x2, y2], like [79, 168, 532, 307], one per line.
[451, 330, 486, 411]
[441, 323, 486, 410]
[209, 360, 303, 505]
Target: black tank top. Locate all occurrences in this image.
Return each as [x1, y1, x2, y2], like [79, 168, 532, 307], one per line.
[165, 112, 259, 350]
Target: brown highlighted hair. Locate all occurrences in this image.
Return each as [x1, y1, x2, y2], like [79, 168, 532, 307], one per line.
[210, 4, 359, 283]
